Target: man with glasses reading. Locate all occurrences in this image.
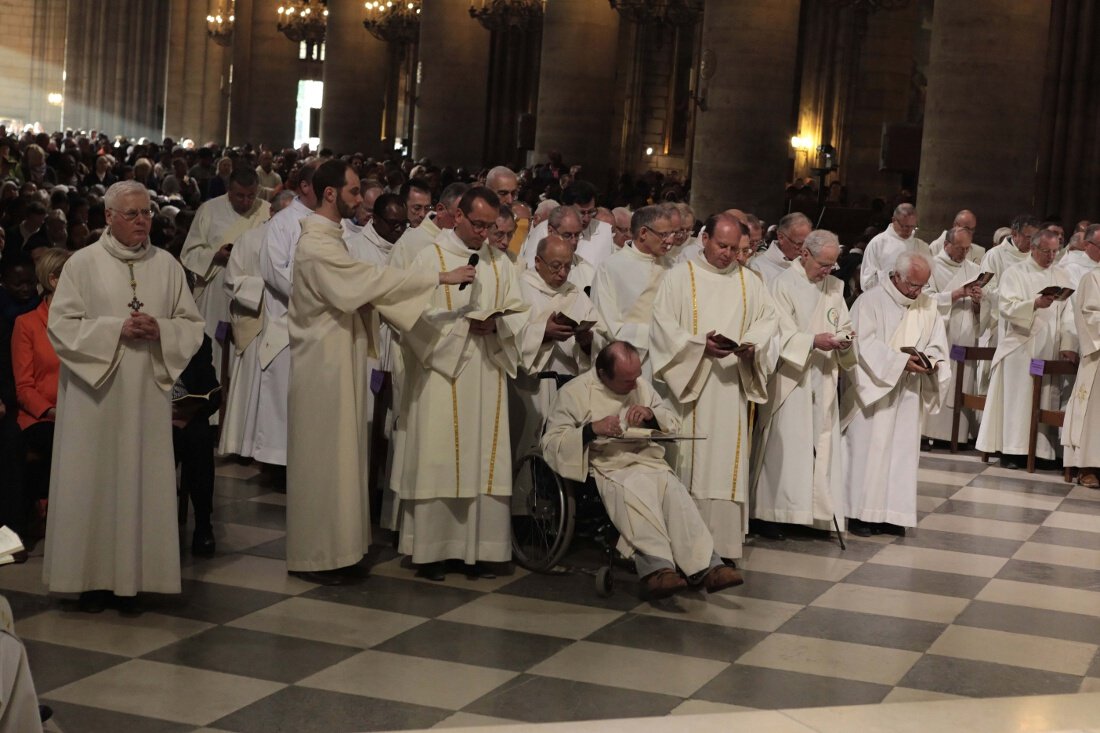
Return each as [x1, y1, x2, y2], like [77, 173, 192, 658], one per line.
[591, 204, 678, 377]
[842, 250, 950, 537]
[859, 203, 932, 292]
[749, 212, 812, 286]
[1062, 225, 1100, 488]
[976, 230, 1078, 469]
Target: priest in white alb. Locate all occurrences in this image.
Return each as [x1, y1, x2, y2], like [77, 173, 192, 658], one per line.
[284, 160, 474, 584]
[44, 181, 204, 611]
[751, 230, 855, 538]
[928, 209, 986, 265]
[541, 341, 744, 599]
[651, 213, 779, 560]
[1062, 231, 1100, 488]
[923, 226, 989, 443]
[394, 187, 528, 581]
[389, 182, 468, 269]
[748, 212, 811, 286]
[860, 204, 932, 291]
[977, 215, 1039, 356]
[591, 204, 677, 374]
[180, 167, 269, 388]
[1057, 227, 1100, 288]
[520, 181, 614, 269]
[976, 230, 1078, 467]
[511, 234, 606, 459]
[842, 251, 950, 536]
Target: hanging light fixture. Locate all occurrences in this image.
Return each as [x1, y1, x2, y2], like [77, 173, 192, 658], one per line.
[363, 0, 422, 45]
[468, 0, 544, 32]
[277, 0, 328, 44]
[206, 0, 235, 46]
[607, 0, 703, 26]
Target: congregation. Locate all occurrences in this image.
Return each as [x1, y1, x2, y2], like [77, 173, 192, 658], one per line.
[0, 126, 1097, 616]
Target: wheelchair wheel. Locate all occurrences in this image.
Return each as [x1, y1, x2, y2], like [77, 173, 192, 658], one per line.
[510, 453, 575, 572]
[595, 565, 614, 597]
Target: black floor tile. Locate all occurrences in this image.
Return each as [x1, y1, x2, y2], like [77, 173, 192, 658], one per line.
[463, 674, 681, 722]
[896, 528, 1024, 558]
[24, 639, 128, 694]
[694, 663, 891, 709]
[1028, 525, 1100, 549]
[953, 600, 1100, 645]
[748, 532, 885, 562]
[213, 475, 271, 500]
[585, 612, 768, 662]
[933, 499, 1050, 525]
[1057, 498, 1100, 516]
[4, 588, 56, 621]
[215, 499, 288, 530]
[302, 575, 485, 618]
[778, 606, 946, 653]
[242, 535, 287, 560]
[899, 654, 1083, 697]
[967, 474, 1074, 497]
[728, 570, 834, 606]
[918, 482, 963, 499]
[141, 579, 288, 624]
[1088, 648, 1100, 678]
[212, 685, 449, 733]
[495, 567, 642, 612]
[996, 559, 1100, 591]
[842, 563, 990, 599]
[142, 626, 361, 684]
[41, 700, 194, 733]
[920, 456, 988, 475]
[375, 619, 571, 671]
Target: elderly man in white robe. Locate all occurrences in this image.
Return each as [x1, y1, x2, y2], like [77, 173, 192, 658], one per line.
[45, 181, 204, 612]
[747, 212, 810, 286]
[860, 204, 932, 292]
[651, 213, 778, 560]
[285, 160, 473, 585]
[390, 182, 468, 269]
[538, 206, 596, 291]
[929, 209, 986, 265]
[591, 204, 678, 375]
[521, 181, 615, 269]
[1062, 231, 1100, 488]
[977, 215, 1040, 355]
[611, 207, 632, 251]
[394, 187, 528, 581]
[923, 226, 989, 444]
[254, 161, 319, 469]
[976, 230, 1078, 468]
[842, 251, 951, 537]
[751, 230, 855, 540]
[180, 167, 269, 388]
[542, 341, 743, 599]
[218, 190, 294, 458]
[1058, 225, 1100, 287]
[511, 234, 606, 459]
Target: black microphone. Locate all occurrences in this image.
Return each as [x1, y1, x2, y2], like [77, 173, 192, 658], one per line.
[459, 253, 479, 290]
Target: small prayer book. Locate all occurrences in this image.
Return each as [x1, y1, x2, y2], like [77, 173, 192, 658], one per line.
[901, 346, 934, 370]
[1037, 286, 1074, 301]
[965, 272, 994, 289]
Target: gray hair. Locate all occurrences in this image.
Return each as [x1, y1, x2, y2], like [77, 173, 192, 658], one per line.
[893, 203, 916, 219]
[485, 166, 516, 189]
[944, 226, 971, 246]
[439, 182, 470, 209]
[803, 229, 839, 257]
[893, 250, 931, 277]
[535, 199, 560, 217]
[778, 212, 810, 233]
[271, 189, 296, 214]
[1032, 229, 1060, 249]
[548, 205, 581, 230]
[1084, 223, 1100, 242]
[631, 204, 672, 238]
[104, 180, 150, 210]
[674, 202, 695, 225]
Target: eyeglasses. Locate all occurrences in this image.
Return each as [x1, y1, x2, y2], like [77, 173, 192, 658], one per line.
[111, 208, 154, 221]
[645, 226, 678, 242]
[377, 217, 408, 233]
[892, 273, 925, 292]
[1085, 239, 1100, 248]
[536, 256, 573, 274]
[489, 226, 513, 241]
[468, 218, 496, 233]
[575, 207, 598, 218]
[779, 231, 806, 247]
[1034, 247, 1059, 258]
[553, 229, 582, 242]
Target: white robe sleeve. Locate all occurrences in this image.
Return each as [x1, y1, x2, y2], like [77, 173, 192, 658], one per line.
[540, 378, 591, 483]
[649, 273, 710, 403]
[47, 262, 127, 390]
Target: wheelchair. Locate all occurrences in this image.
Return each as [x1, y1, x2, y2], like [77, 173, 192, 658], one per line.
[509, 372, 626, 596]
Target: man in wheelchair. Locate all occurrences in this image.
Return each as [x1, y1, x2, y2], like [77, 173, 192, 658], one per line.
[541, 340, 744, 599]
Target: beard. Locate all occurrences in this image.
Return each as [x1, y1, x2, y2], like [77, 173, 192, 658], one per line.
[336, 196, 358, 220]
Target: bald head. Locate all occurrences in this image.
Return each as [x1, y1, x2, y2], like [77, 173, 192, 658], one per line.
[596, 341, 642, 395]
[534, 233, 574, 289]
[953, 209, 976, 232]
[485, 166, 518, 205]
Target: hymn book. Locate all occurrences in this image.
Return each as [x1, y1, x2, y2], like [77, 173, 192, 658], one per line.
[964, 272, 994, 289]
[605, 427, 707, 442]
[465, 306, 524, 321]
[0, 526, 24, 566]
[901, 346, 934, 370]
[553, 312, 598, 332]
[713, 334, 754, 352]
[1037, 286, 1075, 301]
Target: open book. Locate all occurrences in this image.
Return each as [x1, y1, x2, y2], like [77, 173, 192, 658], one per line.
[171, 386, 222, 403]
[466, 306, 525, 321]
[0, 526, 24, 566]
[609, 427, 707, 442]
[964, 272, 994, 289]
[1038, 286, 1074, 301]
[713, 334, 754, 352]
[901, 346, 934, 370]
[554, 312, 598, 332]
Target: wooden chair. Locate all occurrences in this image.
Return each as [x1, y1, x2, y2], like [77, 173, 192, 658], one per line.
[1026, 358, 1076, 482]
[948, 345, 996, 456]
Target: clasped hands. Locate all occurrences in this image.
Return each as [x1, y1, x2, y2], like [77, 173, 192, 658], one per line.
[592, 405, 654, 437]
[903, 354, 936, 375]
[704, 330, 754, 360]
[952, 285, 984, 303]
[122, 311, 160, 341]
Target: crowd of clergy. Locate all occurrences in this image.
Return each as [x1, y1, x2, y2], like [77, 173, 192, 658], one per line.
[0, 130, 1097, 611]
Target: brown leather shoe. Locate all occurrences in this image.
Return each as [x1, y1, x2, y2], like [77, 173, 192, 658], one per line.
[642, 568, 687, 600]
[1080, 472, 1099, 489]
[703, 565, 744, 593]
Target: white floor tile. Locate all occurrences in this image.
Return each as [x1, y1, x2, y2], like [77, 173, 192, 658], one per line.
[17, 610, 213, 657]
[735, 633, 920, 686]
[529, 641, 728, 697]
[917, 513, 1037, 541]
[634, 593, 804, 633]
[180, 554, 317, 595]
[1012, 542, 1100, 571]
[438, 593, 621, 640]
[867, 544, 1007, 577]
[976, 579, 1100, 617]
[227, 596, 427, 648]
[928, 625, 1097, 676]
[1043, 511, 1100, 533]
[741, 546, 861, 582]
[951, 486, 1063, 511]
[810, 583, 968, 624]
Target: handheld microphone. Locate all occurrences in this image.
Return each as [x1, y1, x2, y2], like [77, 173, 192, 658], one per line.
[459, 253, 479, 290]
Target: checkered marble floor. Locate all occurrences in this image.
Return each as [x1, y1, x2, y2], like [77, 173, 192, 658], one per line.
[4, 452, 1099, 733]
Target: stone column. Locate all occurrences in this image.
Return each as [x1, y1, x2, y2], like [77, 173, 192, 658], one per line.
[165, 0, 229, 144]
[320, 0, 389, 157]
[228, 0, 300, 148]
[690, 0, 801, 221]
[533, 0, 619, 185]
[917, 1, 1050, 242]
[412, 0, 490, 167]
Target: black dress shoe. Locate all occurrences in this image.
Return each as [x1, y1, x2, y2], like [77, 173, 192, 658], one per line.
[415, 562, 446, 581]
[1000, 455, 1023, 470]
[752, 520, 786, 541]
[290, 569, 362, 586]
[192, 525, 216, 557]
[847, 518, 873, 538]
[77, 590, 109, 614]
[465, 562, 497, 579]
[115, 594, 143, 615]
[881, 523, 907, 537]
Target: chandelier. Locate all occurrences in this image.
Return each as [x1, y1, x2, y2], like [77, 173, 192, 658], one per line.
[363, 0, 422, 45]
[206, 0, 234, 46]
[608, 0, 703, 26]
[277, 0, 328, 44]
[468, 0, 544, 32]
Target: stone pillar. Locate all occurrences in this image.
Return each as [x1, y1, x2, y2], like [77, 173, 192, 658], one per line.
[165, 0, 229, 144]
[320, 0, 389, 157]
[533, 0, 619, 185]
[690, 0, 801, 221]
[413, 0, 490, 167]
[227, 0, 300, 148]
[918, 1, 1050, 242]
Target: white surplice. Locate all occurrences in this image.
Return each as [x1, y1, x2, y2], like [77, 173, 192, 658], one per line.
[394, 230, 528, 564]
[975, 258, 1077, 459]
[541, 369, 714, 576]
[650, 255, 779, 558]
[1063, 267, 1100, 468]
[929, 229, 986, 265]
[1057, 249, 1099, 288]
[254, 196, 313, 465]
[751, 265, 856, 528]
[923, 250, 986, 442]
[747, 241, 794, 286]
[44, 234, 204, 594]
[389, 216, 442, 269]
[285, 215, 438, 572]
[860, 227, 933, 292]
[590, 244, 673, 373]
[841, 283, 951, 527]
[520, 219, 615, 271]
